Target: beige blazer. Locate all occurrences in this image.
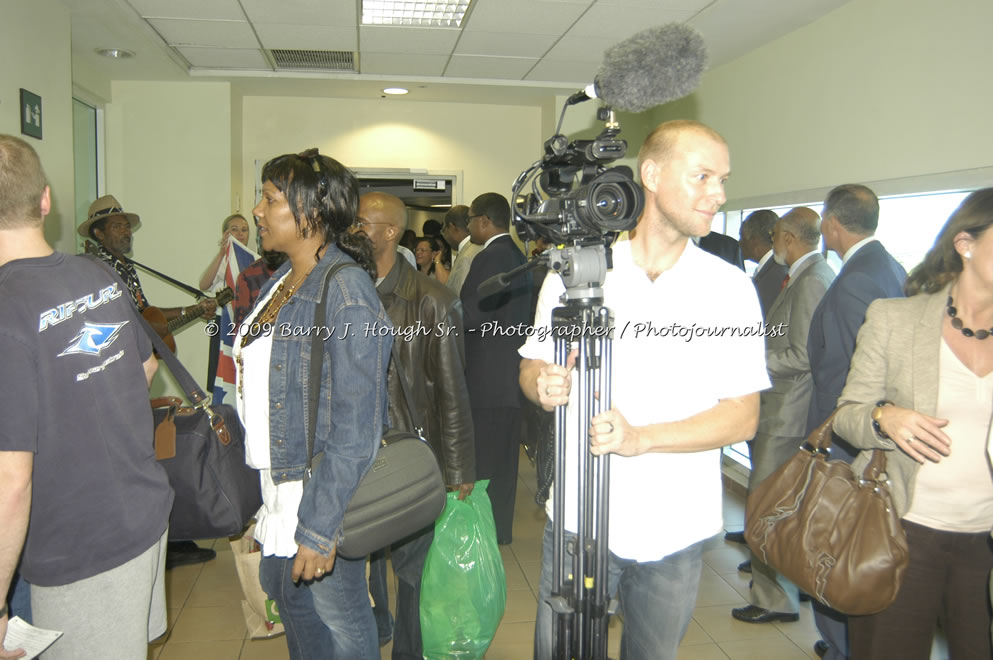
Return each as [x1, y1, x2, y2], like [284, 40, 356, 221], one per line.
[833, 285, 950, 517]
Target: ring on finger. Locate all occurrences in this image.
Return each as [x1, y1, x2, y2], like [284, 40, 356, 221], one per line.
[606, 422, 614, 433]
[545, 386, 551, 397]
[906, 435, 916, 444]
[315, 568, 324, 576]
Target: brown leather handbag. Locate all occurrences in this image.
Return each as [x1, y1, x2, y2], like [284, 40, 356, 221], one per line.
[744, 407, 910, 615]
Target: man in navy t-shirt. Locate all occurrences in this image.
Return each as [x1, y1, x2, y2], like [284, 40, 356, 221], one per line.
[0, 135, 174, 659]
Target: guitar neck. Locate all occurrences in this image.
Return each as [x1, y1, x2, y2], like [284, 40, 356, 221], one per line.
[166, 305, 207, 333]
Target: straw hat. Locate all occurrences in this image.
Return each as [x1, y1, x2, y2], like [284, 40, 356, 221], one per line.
[78, 195, 140, 238]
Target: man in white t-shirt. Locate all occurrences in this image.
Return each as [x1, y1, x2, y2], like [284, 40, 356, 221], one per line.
[519, 120, 770, 659]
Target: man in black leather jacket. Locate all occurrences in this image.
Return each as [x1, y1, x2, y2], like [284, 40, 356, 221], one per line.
[353, 192, 475, 659]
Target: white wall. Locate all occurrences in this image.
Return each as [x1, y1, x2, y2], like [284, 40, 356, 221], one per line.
[104, 80, 232, 398]
[239, 96, 542, 216]
[655, 0, 993, 208]
[0, 0, 74, 251]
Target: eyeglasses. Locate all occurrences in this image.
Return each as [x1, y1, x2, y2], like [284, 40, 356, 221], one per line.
[351, 220, 392, 230]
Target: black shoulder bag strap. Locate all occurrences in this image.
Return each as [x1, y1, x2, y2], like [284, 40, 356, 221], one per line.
[305, 262, 424, 480]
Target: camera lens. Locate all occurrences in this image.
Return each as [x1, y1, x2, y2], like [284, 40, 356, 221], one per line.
[578, 169, 643, 234]
[592, 183, 624, 219]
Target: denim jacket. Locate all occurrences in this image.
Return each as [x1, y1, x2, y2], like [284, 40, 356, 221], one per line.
[259, 245, 392, 555]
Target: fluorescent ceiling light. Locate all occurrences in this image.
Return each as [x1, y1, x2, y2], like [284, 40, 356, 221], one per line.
[383, 87, 409, 95]
[362, 1, 472, 28]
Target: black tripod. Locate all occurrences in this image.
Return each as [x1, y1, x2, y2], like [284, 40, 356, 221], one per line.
[544, 244, 617, 660]
[477, 241, 619, 658]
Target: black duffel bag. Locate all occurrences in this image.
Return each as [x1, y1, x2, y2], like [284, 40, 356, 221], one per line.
[142, 317, 261, 541]
[152, 396, 261, 540]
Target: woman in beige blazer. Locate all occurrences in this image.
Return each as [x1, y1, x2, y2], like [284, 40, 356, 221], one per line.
[834, 188, 993, 659]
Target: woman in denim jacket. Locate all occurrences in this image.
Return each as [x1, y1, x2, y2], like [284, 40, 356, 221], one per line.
[235, 149, 392, 659]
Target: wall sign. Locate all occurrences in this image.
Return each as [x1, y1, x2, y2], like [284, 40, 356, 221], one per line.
[20, 89, 42, 140]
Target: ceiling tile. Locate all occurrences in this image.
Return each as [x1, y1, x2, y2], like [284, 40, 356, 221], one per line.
[360, 26, 460, 55]
[455, 31, 559, 58]
[464, 0, 590, 35]
[543, 34, 611, 62]
[525, 58, 596, 84]
[239, 0, 356, 26]
[254, 23, 358, 51]
[147, 18, 259, 48]
[127, 0, 245, 21]
[444, 54, 538, 80]
[567, 6, 697, 38]
[360, 53, 449, 77]
[594, 0, 709, 9]
[176, 46, 271, 69]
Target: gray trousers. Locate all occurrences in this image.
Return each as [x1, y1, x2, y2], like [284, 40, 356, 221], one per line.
[747, 433, 802, 614]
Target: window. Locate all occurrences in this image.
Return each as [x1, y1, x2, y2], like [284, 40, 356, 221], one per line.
[718, 188, 973, 471]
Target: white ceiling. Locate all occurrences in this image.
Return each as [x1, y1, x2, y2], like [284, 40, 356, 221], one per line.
[65, 0, 851, 105]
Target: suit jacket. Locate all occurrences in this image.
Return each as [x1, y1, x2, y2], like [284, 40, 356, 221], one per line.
[758, 253, 835, 438]
[460, 235, 532, 410]
[753, 254, 789, 319]
[833, 287, 948, 517]
[698, 232, 745, 270]
[805, 241, 907, 450]
[447, 240, 483, 296]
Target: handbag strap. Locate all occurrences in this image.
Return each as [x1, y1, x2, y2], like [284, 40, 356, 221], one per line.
[805, 403, 889, 482]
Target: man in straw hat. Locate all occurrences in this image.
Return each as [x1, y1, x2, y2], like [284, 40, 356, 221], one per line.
[81, 195, 217, 570]
[0, 134, 174, 658]
[80, 194, 215, 321]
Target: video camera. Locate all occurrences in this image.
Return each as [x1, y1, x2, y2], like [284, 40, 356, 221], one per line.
[511, 107, 643, 247]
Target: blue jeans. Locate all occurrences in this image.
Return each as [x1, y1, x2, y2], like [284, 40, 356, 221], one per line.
[260, 553, 377, 660]
[368, 549, 394, 646]
[8, 572, 31, 623]
[368, 526, 434, 659]
[534, 520, 703, 660]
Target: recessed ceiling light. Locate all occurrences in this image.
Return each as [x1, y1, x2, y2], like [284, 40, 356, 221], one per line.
[95, 48, 135, 59]
[383, 87, 409, 95]
[362, 1, 472, 28]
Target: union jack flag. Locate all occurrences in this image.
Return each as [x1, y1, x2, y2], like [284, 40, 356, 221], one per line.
[212, 239, 257, 405]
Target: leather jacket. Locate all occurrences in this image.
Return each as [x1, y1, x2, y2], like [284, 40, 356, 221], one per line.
[377, 257, 476, 486]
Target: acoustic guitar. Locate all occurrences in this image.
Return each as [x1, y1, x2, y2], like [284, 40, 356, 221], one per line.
[143, 287, 233, 354]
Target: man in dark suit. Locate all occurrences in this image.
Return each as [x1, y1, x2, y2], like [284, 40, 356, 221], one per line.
[805, 184, 906, 660]
[460, 192, 533, 544]
[731, 207, 834, 625]
[697, 231, 745, 270]
[740, 210, 789, 317]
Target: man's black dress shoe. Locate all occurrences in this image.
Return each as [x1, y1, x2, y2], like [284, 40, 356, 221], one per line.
[731, 605, 799, 624]
[737, 559, 752, 573]
[166, 540, 217, 569]
[724, 530, 747, 544]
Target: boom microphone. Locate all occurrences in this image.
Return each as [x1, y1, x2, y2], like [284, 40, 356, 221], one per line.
[565, 23, 708, 113]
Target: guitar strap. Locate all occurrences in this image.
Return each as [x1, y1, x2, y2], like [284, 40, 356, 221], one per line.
[130, 257, 207, 298]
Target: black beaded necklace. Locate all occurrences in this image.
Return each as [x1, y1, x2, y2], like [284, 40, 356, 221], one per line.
[946, 296, 992, 340]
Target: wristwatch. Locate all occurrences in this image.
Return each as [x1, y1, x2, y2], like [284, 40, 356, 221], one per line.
[871, 400, 894, 439]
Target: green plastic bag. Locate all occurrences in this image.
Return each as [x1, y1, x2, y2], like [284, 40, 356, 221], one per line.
[420, 480, 507, 659]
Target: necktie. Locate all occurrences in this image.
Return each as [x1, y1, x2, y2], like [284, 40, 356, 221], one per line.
[781, 274, 790, 290]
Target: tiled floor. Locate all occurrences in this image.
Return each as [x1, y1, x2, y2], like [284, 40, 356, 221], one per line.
[145, 451, 897, 659]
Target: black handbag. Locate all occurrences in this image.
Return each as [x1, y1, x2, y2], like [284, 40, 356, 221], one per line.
[143, 318, 262, 541]
[306, 263, 447, 559]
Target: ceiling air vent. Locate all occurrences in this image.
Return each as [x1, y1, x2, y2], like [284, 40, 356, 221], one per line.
[270, 49, 356, 72]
